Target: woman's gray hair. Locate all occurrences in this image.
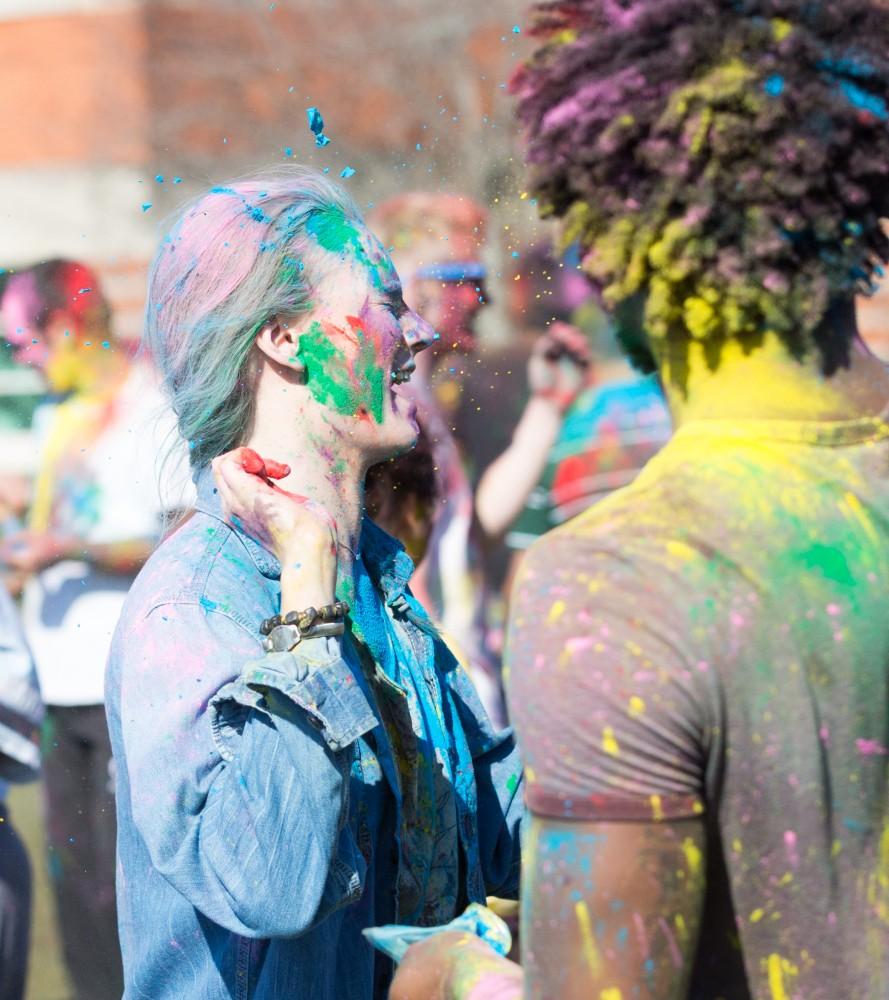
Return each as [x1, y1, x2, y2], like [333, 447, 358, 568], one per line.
[144, 164, 363, 474]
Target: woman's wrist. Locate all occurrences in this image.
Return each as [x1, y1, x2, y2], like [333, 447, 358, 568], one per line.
[279, 566, 337, 614]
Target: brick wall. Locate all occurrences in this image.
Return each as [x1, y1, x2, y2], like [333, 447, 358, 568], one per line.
[0, 0, 534, 339]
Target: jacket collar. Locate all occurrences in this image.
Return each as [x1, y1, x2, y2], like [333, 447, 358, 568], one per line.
[194, 466, 415, 601]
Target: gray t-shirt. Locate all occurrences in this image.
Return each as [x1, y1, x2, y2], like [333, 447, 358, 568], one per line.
[508, 410, 889, 999]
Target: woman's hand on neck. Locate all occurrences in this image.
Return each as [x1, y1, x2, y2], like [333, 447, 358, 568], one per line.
[246, 359, 367, 579]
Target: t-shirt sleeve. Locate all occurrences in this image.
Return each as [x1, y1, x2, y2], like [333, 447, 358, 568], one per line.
[505, 529, 710, 822]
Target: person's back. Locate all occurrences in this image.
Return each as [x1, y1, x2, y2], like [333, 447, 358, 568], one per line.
[386, 2, 889, 997]
[508, 404, 889, 998]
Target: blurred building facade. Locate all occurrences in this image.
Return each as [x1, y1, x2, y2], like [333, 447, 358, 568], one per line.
[0, 0, 530, 339]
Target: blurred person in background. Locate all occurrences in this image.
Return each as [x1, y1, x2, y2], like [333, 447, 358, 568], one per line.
[476, 244, 672, 600]
[367, 200, 592, 722]
[0, 259, 191, 1000]
[392, 0, 889, 997]
[0, 585, 42, 1000]
[452, 240, 595, 491]
[107, 166, 522, 1000]
[364, 424, 440, 565]
[367, 193, 505, 720]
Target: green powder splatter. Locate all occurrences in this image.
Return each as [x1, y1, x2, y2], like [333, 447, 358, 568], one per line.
[306, 207, 364, 256]
[799, 544, 856, 590]
[338, 572, 356, 608]
[299, 320, 386, 423]
[306, 207, 395, 291]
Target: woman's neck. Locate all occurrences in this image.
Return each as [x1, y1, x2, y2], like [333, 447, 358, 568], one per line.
[244, 425, 365, 581]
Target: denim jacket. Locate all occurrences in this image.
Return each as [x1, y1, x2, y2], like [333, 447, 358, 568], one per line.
[105, 470, 523, 1000]
[0, 586, 43, 800]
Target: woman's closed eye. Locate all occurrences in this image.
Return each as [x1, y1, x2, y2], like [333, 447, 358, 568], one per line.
[381, 297, 407, 319]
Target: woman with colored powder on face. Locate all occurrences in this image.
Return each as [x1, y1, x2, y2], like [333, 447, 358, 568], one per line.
[104, 165, 523, 1000]
[391, 1, 889, 999]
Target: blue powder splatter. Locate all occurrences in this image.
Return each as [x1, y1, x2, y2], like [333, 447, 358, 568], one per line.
[764, 74, 785, 97]
[512, 24, 521, 33]
[284, 146, 293, 157]
[340, 166, 356, 178]
[837, 79, 888, 120]
[141, 203, 152, 212]
[155, 174, 164, 183]
[306, 106, 332, 147]
[173, 177, 182, 184]
[819, 55, 876, 80]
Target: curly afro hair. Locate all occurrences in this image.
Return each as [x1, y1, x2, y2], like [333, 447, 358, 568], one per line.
[511, 0, 889, 379]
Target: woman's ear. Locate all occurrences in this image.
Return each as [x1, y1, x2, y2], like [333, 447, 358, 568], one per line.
[254, 316, 307, 379]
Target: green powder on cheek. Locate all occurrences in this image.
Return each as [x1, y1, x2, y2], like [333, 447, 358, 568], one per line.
[298, 320, 386, 423]
[353, 331, 386, 424]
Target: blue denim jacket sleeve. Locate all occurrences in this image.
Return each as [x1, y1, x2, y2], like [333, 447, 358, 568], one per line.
[116, 600, 377, 939]
[0, 587, 43, 784]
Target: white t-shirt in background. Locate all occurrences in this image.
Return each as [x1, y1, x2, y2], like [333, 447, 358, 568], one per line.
[21, 364, 192, 706]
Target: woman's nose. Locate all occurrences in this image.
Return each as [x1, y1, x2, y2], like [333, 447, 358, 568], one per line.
[401, 310, 439, 354]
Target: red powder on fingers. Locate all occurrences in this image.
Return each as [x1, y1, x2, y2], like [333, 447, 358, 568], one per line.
[240, 449, 266, 475]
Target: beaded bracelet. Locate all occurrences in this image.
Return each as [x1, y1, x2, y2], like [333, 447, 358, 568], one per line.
[260, 601, 350, 637]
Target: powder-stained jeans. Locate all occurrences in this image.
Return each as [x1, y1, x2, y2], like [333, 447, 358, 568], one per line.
[0, 804, 30, 1000]
[43, 705, 123, 1000]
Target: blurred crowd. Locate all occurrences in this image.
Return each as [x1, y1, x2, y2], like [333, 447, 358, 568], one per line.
[0, 187, 673, 999]
[1, 187, 888, 1000]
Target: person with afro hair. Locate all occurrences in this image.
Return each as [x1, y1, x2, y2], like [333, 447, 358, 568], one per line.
[390, 2, 889, 998]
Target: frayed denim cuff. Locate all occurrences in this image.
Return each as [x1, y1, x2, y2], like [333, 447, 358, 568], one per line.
[210, 640, 378, 757]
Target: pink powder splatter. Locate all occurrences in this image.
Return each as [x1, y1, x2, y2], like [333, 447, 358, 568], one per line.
[856, 738, 888, 756]
[632, 911, 650, 960]
[784, 830, 799, 868]
[657, 916, 683, 968]
[565, 636, 595, 657]
[826, 603, 841, 616]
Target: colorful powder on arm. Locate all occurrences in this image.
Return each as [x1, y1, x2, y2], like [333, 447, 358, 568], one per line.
[574, 899, 602, 976]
